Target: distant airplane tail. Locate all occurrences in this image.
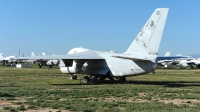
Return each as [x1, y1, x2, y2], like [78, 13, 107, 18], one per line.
[123, 8, 169, 61]
[31, 52, 35, 57]
[165, 52, 171, 56]
[0, 53, 3, 59]
[42, 53, 46, 56]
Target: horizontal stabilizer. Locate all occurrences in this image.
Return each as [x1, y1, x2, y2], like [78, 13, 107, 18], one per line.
[123, 8, 169, 62]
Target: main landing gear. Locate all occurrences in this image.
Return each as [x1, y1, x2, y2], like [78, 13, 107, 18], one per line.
[82, 76, 90, 83]
[70, 74, 77, 80]
[69, 74, 126, 84]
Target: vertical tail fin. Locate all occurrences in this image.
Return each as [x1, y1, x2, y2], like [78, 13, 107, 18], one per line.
[31, 52, 35, 57]
[164, 52, 171, 56]
[42, 53, 46, 56]
[124, 8, 169, 58]
[0, 53, 3, 59]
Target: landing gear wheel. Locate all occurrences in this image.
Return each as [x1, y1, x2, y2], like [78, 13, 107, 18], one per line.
[90, 75, 97, 81]
[83, 76, 90, 84]
[99, 77, 106, 80]
[118, 77, 126, 82]
[73, 75, 77, 80]
[70, 74, 77, 80]
[38, 63, 42, 68]
[108, 77, 115, 81]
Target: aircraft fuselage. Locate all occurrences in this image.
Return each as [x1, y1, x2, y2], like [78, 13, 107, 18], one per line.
[60, 49, 156, 77]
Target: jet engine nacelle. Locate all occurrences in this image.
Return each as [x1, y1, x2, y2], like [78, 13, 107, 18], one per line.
[60, 61, 86, 74]
[60, 66, 86, 74]
[60, 67, 76, 74]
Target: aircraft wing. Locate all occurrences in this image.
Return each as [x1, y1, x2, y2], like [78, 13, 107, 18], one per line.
[17, 50, 104, 60]
[188, 60, 200, 65]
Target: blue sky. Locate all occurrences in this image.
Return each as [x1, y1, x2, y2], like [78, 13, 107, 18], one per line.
[0, 0, 200, 56]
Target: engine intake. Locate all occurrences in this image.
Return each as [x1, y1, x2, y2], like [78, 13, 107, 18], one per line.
[60, 61, 86, 74]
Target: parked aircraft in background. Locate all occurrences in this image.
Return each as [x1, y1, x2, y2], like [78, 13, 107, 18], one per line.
[21, 52, 37, 63]
[157, 52, 200, 69]
[26, 52, 59, 68]
[174, 58, 200, 69]
[36, 53, 59, 68]
[157, 52, 192, 68]
[17, 8, 169, 83]
[0, 53, 3, 60]
[191, 58, 200, 68]
[164, 52, 171, 56]
[0, 53, 17, 65]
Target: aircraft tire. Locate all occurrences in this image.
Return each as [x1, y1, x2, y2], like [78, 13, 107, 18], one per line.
[69, 74, 77, 80]
[99, 77, 106, 80]
[119, 77, 126, 82]
[108, 77, 115, 81]
[83, 76, 90, 83]
[72, 75, 77, 80]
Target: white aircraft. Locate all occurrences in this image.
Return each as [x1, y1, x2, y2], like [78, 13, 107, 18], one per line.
[21, 52, 37, 63]
[191, 58, 200, 68]
[23, 52, 59, 68]
[164, 52, 171, 56]
[0, 53, 3, 59]
[0, 53, 17, 65]
[0, 53, 3, 63]
[157, 52, 193, 68]
[36, 52, 59, 68]
[175, 58, 200, 69]
[40, 53, 59, 67]
[157, 52, 173, 68]
[17, 8, 169, 83]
